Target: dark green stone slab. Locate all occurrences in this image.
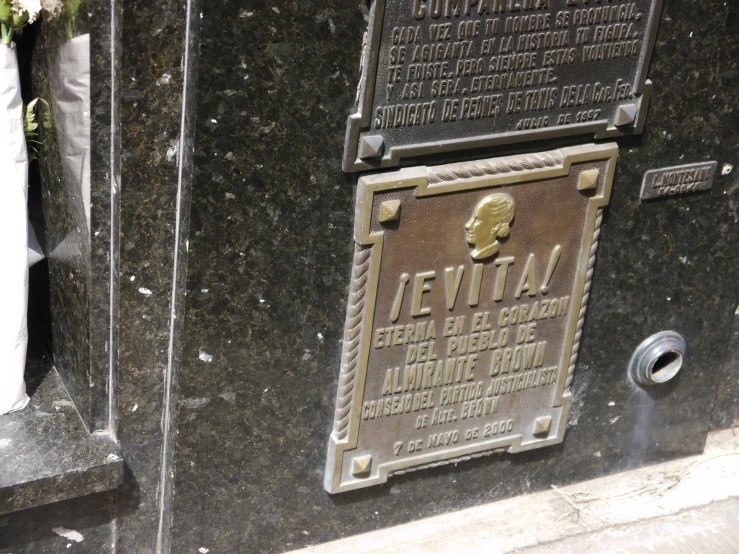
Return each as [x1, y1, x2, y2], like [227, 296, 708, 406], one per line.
[169, 0, 739, 552]
[0, 346, 122, 516]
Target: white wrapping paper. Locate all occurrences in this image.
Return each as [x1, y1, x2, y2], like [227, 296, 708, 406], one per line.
[54, 33, 90, 236]
[0, 43, 30, 414]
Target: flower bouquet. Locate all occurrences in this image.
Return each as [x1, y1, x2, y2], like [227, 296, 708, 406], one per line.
[0, 0, 41, 414]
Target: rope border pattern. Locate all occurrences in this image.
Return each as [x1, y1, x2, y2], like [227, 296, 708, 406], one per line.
[333, 163, 605, 481]
[565, 207, 603, 391]
[427, 152, 564, 184]
[334, 245, 372, 441]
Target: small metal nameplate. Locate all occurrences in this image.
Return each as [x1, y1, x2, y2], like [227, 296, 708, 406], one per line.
[640, 161, 717, 202]
[325, 143, 617, 493]
[343, 0, 662, 172]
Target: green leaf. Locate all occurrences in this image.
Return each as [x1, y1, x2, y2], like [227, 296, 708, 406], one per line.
[1, 22, 11, 45]
[11, 10, 28, 27]
[0, 2, 11, 23]
[24, 98, 39, 133]
[24, 98, 49, 162]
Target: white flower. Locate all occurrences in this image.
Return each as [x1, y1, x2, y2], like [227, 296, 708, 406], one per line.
[11, 0, 42, 23]
[40, 0, 62, 17]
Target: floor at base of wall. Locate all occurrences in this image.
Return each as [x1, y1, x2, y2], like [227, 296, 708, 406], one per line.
[522, 498, 739, 553]
[291, 428, 739, 554]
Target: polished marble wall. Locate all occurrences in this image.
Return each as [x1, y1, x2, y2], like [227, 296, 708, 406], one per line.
[169, 1, 739, 552]
[712, 313, 739, 430]
[4, 0, 198, 551]
[3, 0, 738, 553]
[29, 0, 117, 433]
[114, 0, 199, 550]
[0, 492, 116, 553]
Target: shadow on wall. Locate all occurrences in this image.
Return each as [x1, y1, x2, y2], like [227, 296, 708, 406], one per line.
[0, 491, 115, 552]
[0, 465, 140, 552]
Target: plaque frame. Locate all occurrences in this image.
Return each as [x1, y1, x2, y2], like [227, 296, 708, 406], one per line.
[325, 143, 617, 493]
[342, 0, 662, 172]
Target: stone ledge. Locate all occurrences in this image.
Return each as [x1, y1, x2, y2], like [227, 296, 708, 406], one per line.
[291, 428, 739, 554]
[0, 346, 122, 515]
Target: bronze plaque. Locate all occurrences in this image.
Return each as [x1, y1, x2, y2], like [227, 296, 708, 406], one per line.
[640, 161, 717, 202]
[325, 144, 617, 493]
[343, 0, 661, 171]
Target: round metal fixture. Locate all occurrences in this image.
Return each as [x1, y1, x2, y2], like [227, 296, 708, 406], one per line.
[629, 331, 686, 386]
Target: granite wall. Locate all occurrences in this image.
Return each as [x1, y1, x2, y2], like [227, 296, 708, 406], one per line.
[3, 0, 198, 550]
[712, 312, 739, 430]
[29, 0, 117, 433]
[0, 492, 116, 553]
[169, 0, 739, 552]
[114, 0, 199, 550]
[2, 9, 121, 551]
[2, 0, 737, 553]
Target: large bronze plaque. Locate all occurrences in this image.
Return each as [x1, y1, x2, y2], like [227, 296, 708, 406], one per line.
[343, 0, 661, 171]
[325, 144, 616, 493]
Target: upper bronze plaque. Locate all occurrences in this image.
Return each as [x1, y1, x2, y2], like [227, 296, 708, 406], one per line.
[325, 143, 617, 493]
[343, 0, 661, 171]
